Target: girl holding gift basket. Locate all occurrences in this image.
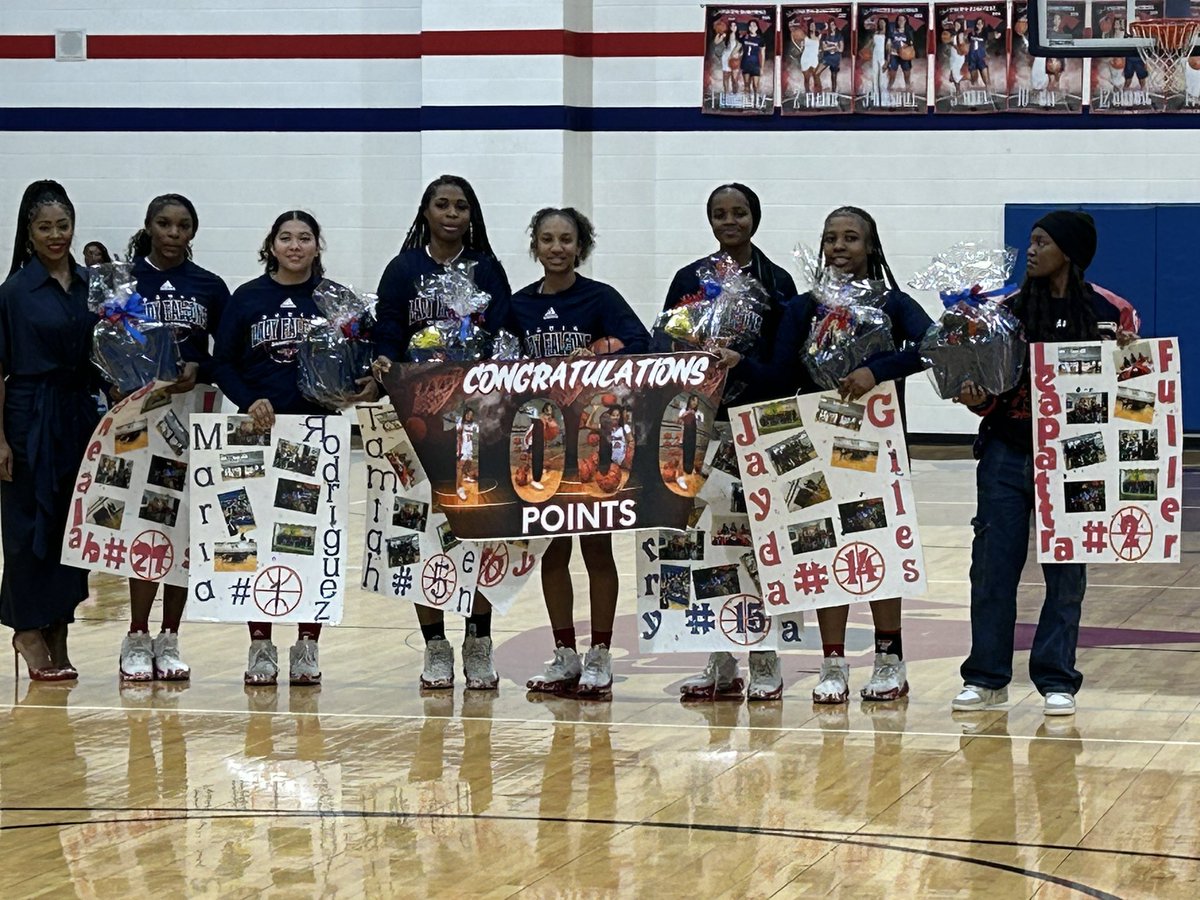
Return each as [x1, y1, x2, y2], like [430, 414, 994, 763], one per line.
[213, 210, 376, 687]
[119, 193, 230, 683]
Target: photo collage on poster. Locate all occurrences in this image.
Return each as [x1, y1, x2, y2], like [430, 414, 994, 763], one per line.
[1032, 338, 1183, 564]
[728, 386, 927, 614]
[637, 423, 805, 653]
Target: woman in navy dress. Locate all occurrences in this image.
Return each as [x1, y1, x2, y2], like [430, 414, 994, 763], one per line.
[0, 180, 103, 679]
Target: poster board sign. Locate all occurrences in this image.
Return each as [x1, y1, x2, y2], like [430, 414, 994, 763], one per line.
[62, 380, 219, 587]
[1031, 338, 1182, 564]
[853, 4, 930, 112]
[187, 413, 350, 624]
[1088, 0, 1162, 113]
[729, 385, 927, 613]
[381, 353, 727, 540]
[637, 422, 805, 652]
[703, 5, 778, 115]
[1009, 1, 1085, 112]
[781, 4, 855, 113]
[932, 2, 1008, 112]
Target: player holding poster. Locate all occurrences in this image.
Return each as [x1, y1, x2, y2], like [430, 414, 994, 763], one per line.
[855, 5, 930, 112]
[781, 5, 854, 113]
[703, 6, 777, 115]
[933, 3, 1007, 111]
[1009, 2, 1084, 112]
[1090, 0, 1163, 113]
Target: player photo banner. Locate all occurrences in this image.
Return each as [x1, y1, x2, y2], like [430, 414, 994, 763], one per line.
[61, 381, 218, 587]
[186, 413, 350, 624]
[1089, 0, 1163, 113]
[703, 5, 778, 115]
[781, 4, 854, 113]
[729, 385, 927, 613]
[637, 422, 805, 653]
[382, 352, 728, 540]
[854, 4, 930, 113]
[1031, 338, 1182, 564]
[933, 2, 1007, 112]
[1009, 1, 1084, 113]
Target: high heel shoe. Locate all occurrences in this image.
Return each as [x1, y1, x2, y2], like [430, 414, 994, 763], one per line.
[40, 622, 79, 679]
[11, 632, 74, 682]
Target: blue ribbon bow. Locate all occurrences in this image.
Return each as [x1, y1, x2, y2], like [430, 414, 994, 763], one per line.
[101, 291, 149, 344]
[939, 283, 1016, 309]
[701, 279, 722, 300]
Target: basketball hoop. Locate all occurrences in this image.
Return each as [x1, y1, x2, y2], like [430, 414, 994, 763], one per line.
[1128, 18, 1200, 96]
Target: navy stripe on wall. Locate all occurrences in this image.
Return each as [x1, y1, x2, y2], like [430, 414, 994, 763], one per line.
[3, 106, 1200, 132]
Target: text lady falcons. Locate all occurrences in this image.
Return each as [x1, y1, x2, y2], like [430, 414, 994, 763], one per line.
[251, 310, 316, 362]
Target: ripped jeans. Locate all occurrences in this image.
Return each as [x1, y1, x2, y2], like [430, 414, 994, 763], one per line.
[960, 437, 1087, 696]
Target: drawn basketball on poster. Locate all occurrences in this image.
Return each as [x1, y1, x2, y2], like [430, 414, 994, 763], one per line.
[422, 554, 458, 605]
[510, 398, 565, 503]
[719, 594, 772, 646]
[577, 392, 634, 497]
[130, 529, 174, 581]
[478, 543, 509, 589]
[1109, 506, 1153, 560]
[833, 542, 886, 595]
[660, 390, 716, 498]
[254, 566, 303, 617]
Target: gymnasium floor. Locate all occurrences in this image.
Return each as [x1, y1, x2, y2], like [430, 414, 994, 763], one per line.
[1, 448, 1198, 899]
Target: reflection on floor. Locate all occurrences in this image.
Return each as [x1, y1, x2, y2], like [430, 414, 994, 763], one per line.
[1, 451, 1199, 897]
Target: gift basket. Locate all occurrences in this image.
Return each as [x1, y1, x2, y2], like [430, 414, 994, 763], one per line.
[908, 243, 1024, 399]
[88, 262, 181, 393]
[297, 279, 378, 409]
[653, 253, 770, 354]
[794, 245, 893, 390]
[406, 267, 494, 362]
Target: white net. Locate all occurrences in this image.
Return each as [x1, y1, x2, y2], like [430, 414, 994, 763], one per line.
[1129, 18, 1200, 98]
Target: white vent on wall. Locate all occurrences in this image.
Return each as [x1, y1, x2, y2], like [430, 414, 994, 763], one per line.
[55, 30, 87, 61]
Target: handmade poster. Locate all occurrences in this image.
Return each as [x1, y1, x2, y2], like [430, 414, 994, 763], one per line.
[382, 353, 727, 540]
[186, 413, 350, 624]
[1089, 0, 1163, 113]
[853, 4, 930, 112]
[781, 4, 854, 113]
[729, 386, 926, 613]
[702, 5, 777, 115]
[1009, 1, 1085, 112]
[638, 423, 805, 653]
[1031, 339, 1182, 564]
[932, 2, 1007, 111]
[62, 380, 220, 588]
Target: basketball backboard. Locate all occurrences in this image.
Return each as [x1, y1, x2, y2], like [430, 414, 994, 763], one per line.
[1025, 0, 1199, 57]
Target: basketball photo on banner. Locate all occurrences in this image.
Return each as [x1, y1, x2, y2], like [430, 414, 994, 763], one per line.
[854, 4, 930, 112]
[1009, 1, 1084, 112]
[702, 5, 777, 115]
[510, 398, 566, 503]
[781, 3, 854, 113]
[577, 393, 635, 498]
[660, 390, 716, 497]
[1090, 0, 1164, 112]
[933, 2, 1008, 111]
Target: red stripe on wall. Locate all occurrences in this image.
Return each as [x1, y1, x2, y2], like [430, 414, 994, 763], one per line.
[0, 30, 698, 60]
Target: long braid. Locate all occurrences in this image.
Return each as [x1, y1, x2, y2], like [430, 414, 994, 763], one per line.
[9, 180, 75, 277]
[819, 205, 900, 291]
[400, 175, 498, 261]
[1011, 265, 1098, 343]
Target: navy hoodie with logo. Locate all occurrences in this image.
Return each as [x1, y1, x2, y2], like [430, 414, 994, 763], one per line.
[132, 256, 230, 384]
[505, 275, 650, 357]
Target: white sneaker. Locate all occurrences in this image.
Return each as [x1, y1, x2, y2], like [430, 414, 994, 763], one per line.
[676, 475, 689, 490]
[289, 637, 321, 686]
[456, 487, 467, 500]
[577, 645, 613, 699]
[244, 639, 279, 686]
[462, 635, 498, 690]
[421, 637, 454, 689]
[860, 653, 909, 701]
[680, 651, 743, 699]
[812, 656, 850, 704]
[120, 632, 154, 682]
[531, 480, 545, 491]
[526, 646, 582, 694]
[951, 684, 1008, 711]
[1043, 692, 1076, 716]
[747, 650, 783, 701]
[151, 631, 190, 681]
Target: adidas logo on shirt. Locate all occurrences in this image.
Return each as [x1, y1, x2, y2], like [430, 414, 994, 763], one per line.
[280, 298, 297, 309]
[161, 280, 176, 291]
[543, 306, 558, 320]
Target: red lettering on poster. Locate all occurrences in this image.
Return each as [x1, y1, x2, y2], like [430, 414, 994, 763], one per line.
[1034, 467, 1055, 532]
[867, 393, 895, 429]
[1158, 339, 1175, 373]
[763, 580, 788, 607]
[1167, 455, 1178, 489]
[902, 559, 921, 582]
[890, 479, 906, 516]
[758, 531, 781, 566]
[749, 488, 771, 522]
[734, 410, 757, 446]
[895, 524, 913, 550]
[1164, 534, 1179, 558]
[1161, 496, 1179, 523]
[85, 440, 102, 461]
[1053, 538, 1075, 561]
[1166, 413, 1178, 448]
[1158, 378, 1175, 405]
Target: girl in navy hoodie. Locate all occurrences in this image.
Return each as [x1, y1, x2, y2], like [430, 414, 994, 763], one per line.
[119, 193, 230, 684]
[511, 207, 650, 700]
[214, 210, 376, 687]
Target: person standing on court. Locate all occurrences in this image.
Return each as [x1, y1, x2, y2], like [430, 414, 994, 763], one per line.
[0, 181, 104, 680]
[953, 210, 1137, 716]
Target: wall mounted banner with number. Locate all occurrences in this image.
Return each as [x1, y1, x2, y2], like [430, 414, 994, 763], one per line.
[1032, 338, 1182, 564]
[1009, 1, 1084, 113]
[729, 385, 927, 613]
[932, 2, 1008, 113]
[780, 4, 854, 114]
[186, 413, 350, 624]
[382, 353, 727, 540]
[61, 380, 218, 588]
[703, 5, 778, 115]
[637, 422, 805, 653]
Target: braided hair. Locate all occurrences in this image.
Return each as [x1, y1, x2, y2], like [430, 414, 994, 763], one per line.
[818, 206, 900, 291]
[127, 193, 199, 261]
[8, 180, 75, 277]
[1009, 264, 1099, 343]
[400, 175, 498, 260]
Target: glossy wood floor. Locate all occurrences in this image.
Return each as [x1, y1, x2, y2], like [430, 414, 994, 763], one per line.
[2, 448, 1199, 898]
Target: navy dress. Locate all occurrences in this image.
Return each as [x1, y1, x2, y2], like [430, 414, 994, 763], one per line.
[0, 258, 102, 630]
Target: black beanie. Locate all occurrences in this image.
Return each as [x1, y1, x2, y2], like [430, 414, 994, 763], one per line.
[1033, 210, 1097, 272]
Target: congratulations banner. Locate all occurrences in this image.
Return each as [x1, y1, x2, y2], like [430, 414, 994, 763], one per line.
[382, 352, 727, 540]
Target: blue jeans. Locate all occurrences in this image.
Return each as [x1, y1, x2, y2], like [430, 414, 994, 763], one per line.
[961, 438, 1087, 695]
